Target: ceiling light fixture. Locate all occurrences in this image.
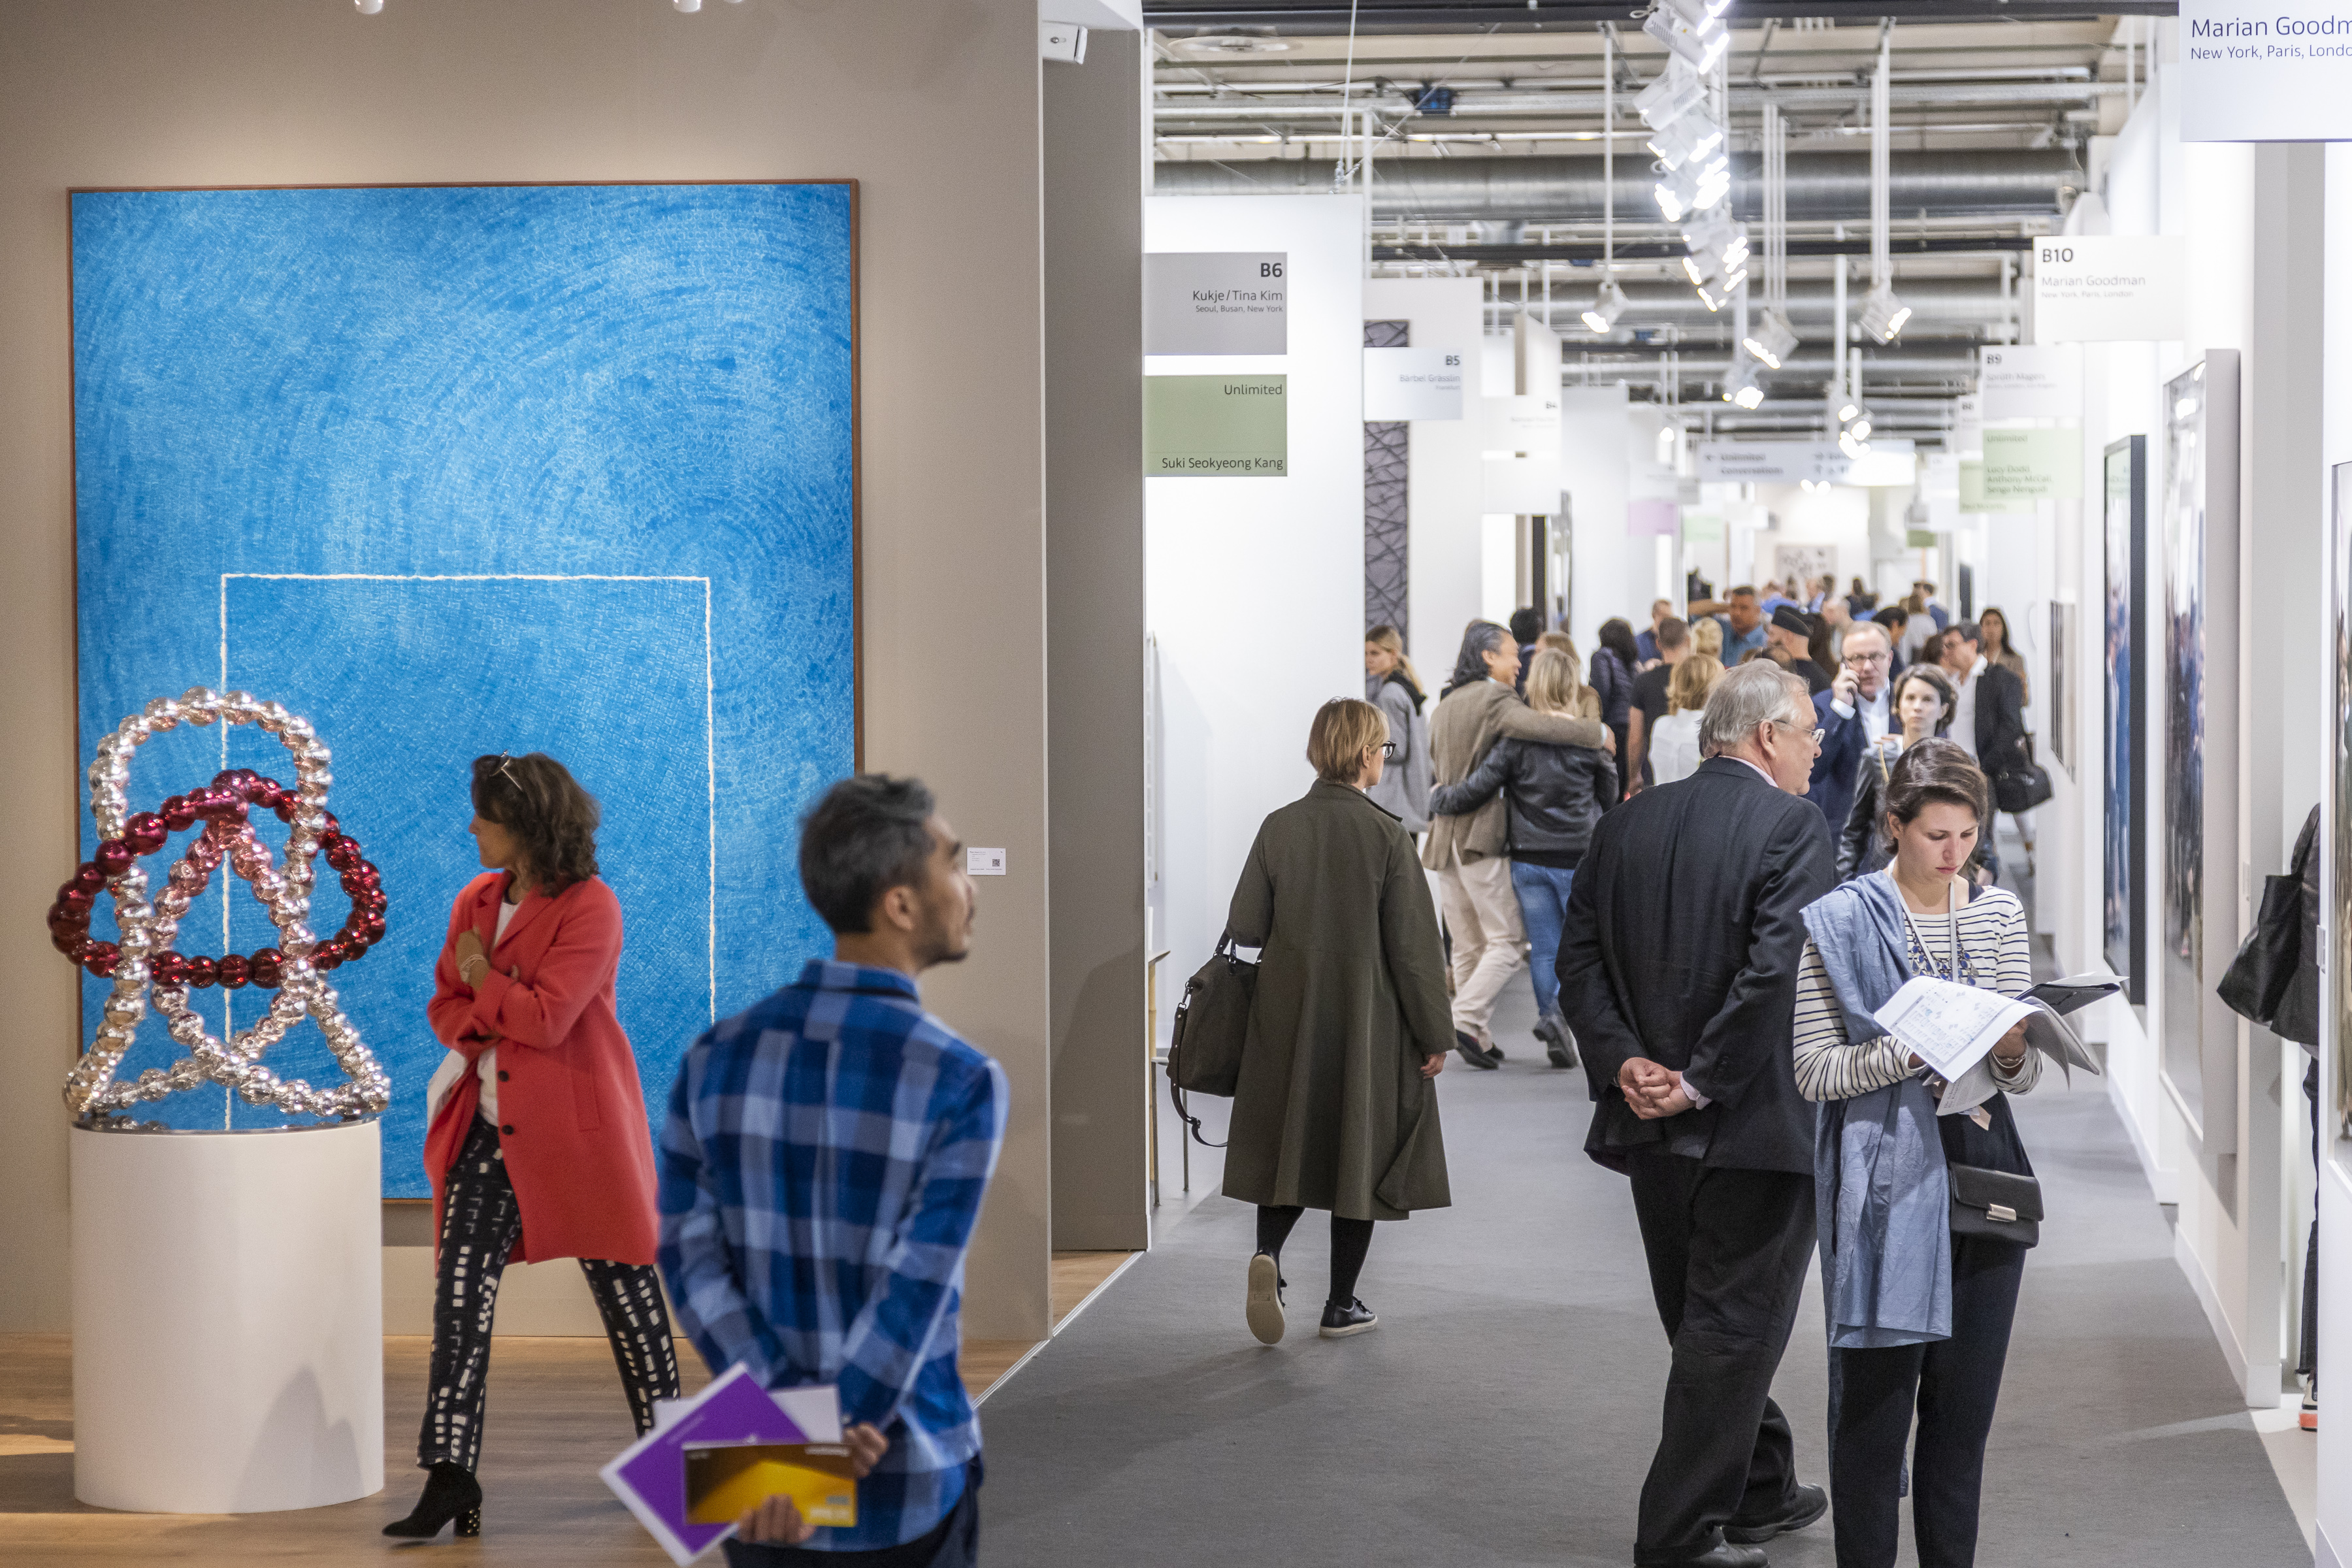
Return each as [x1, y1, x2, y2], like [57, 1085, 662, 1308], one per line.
[1863, 32, 1909, 342]
[355, 0, 382, 10]
[1723, 356, 1765, 410]
[1583, 279, 1629, 335]
[1744, 308, 1799, 371]
[1644, 6, 1730, 73]
[1744, 99, 1801, 374]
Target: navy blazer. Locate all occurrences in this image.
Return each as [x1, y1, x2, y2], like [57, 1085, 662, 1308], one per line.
[1556, 757, 1837, 1175]
[1807, 687, 1872, 832]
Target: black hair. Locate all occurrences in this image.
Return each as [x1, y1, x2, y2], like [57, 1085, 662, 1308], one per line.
[1597, 617, 1641, 668]
[1508, 607, 1544, 645]
[1879, 737, 1989, 852]
[1873, 604, 1909, 631]
[471, 753, 599, 894]
[800, 774, 938, 934]
[1891, 662, 1959, 734]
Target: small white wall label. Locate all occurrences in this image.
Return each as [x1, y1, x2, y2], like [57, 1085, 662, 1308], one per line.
[966, 848, 1007, 876]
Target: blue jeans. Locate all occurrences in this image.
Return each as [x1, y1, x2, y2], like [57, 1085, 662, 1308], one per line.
[1510, 860, 1576, 1018]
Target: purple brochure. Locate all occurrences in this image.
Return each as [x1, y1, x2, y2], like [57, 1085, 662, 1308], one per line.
[601, 1365, 813, 1564]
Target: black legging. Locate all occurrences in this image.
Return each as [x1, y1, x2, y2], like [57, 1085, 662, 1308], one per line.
[419, 1115, 681, 1471]
[1256, 1205, 1375, 1305]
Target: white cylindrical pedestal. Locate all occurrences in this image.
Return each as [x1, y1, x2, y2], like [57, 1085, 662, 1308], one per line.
[72, 1119, 384, 1513]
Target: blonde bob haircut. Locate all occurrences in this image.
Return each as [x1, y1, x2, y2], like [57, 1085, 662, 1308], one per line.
[1307, 697, 1389, 782]
[1524, 647, 1597, 719]
[1667, 653, 1723, 715]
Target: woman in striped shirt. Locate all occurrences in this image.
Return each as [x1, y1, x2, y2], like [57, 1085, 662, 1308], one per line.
[1793, 740, 2041, 1568]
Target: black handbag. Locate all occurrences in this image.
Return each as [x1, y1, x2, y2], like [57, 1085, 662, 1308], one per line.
[1991, 737, 2053, 814]
[1941, 1090, 2041, 1248]
[1948, 1162, 2044, 1247]
[2219, 870, 2303, 1027]
[1165, 932, 1256, 1148]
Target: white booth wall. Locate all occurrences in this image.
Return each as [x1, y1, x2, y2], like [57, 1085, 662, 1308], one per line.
[1145, 195, 1365, 1039]
[1364, 277, 1485, 683]
[2043, 39, 2330, 1482]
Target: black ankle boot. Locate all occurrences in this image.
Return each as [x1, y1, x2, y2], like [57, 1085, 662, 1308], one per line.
[383, 1460, 483, 1538]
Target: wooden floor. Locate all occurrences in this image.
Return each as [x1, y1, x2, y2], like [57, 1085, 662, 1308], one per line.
[0, 1252, 1138, 1561]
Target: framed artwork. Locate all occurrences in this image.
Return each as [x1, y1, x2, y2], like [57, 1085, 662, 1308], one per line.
[2158, 353, 2240, 1152]
[2104, 436, 2148, 1003]
[2332, 464, 2352, 1146]
[71, 183, 860, 1195]
[1773, 544, 1835, 595]
[2048, 601, 2075, 778]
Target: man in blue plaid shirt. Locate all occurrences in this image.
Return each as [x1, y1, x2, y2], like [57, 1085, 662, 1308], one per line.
[659, 775, 1005, 1565]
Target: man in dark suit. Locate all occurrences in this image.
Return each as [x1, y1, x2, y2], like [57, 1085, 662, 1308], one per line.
[1806, 619, 1895, 834]
[1938, 622, 2028, 776]
[1556, 662, 1836, 1568]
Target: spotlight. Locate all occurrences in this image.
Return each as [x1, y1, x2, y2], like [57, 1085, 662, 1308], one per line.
[1835, 399, 1859, 423]
[1646, 118, 1722, 172]
[1682, 208, 1744, 265]
[354, 0, 382, 10]
[1635, 62, 1708, 129]
[1859, 284, 1911, 343]
[1660, 0, 1726, 39]
[1654, 172, 1696, 223]
[1644, 8, 1730, 71]
[1695, 271, 1746, 312]
[1582, 280, 1629, 334]
[1723, 358, 1766, 410]
[1849, 416, 1872, 441]
[1839, 430, 1870, 459]
[1742, 308, 1799, 371]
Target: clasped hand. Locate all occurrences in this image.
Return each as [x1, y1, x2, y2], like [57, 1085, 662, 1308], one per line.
[1619, 1057, 1693, 1120]
[735, 1423, 892, 1546]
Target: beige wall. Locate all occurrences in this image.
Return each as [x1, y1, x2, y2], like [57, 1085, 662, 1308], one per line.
[0, 0, 1056, 1340]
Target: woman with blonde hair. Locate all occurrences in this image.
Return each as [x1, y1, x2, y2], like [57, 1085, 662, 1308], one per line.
[1646, 653, 1723, 786]
[1226, 698, 1454, 1345]
[1429, 649, 1618, 1070]
[1364, 625, 1432, 832]
[1690, 616, 1725, 662]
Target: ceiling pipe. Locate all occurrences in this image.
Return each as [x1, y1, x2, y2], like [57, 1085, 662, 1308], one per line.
[1154, 149, 2080, 220]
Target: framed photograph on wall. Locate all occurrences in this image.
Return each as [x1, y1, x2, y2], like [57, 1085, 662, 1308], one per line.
[2104, 436, 2147, 1004]
[2048, 602, 2074, 777]
[2331, 463, 2352, 1151]
[2159, 353, 2240, 1154]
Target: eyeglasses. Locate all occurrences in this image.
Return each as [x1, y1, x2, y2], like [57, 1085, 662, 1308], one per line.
[1377, 741, 1399, 759]
[1769, 719, 1827, 750]
[1842, 649, 1891, 666]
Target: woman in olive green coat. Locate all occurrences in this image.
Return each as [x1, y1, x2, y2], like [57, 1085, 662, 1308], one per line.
[1226, 698, 1454, 1346]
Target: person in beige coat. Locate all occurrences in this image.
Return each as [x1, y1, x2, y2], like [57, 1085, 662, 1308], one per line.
[1228, 698, 1454, 1345]
[1421, 620, 1612, 1068]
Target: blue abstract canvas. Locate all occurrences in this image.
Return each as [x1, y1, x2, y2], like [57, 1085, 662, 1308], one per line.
[71, 184, 858, 1196]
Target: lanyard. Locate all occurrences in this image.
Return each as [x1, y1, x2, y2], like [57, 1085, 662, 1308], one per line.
[1894, 874, 1965, 983]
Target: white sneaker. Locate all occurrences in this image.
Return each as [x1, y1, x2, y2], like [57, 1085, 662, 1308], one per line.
[1246, 1252, 1286, 1345]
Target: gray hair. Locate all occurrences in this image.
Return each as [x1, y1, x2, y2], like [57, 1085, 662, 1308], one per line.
[1699, 661, 1811, 755]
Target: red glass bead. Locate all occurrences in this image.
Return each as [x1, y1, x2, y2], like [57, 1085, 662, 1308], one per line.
[216, 953, 250, 989]
[124, 813, 168, 854]
[361, 913, 387, 944]
[59, 886, 94, 915]
[250, 949, 285, 988]
[93, 841, 133, 876]
[84, 942, 120, 977]
[74, 862, 108, 892]
[324, 836, 360, 873]
[150, 952, 187, 985]
[186, 955, 219, 988]
[311, 941, 344, 972]
[160, 796, 197, 831]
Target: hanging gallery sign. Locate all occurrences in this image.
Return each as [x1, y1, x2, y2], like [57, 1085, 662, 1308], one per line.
[1143, 252, 1288, 355]
[1363, 346, 1465, 421]
[1960, 427, 2083, 508]
[1144, 375, 1288, 476]
[2032, 237, 2185, 342]
[1482, 393, 1560, 455]
[2178, 0, 2352, 141]
[1694, 439, 1915, 487]
[1980, 344, 2083, 419]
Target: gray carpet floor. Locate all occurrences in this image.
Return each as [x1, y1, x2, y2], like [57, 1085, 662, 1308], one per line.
[981, 964, 2309, 1565]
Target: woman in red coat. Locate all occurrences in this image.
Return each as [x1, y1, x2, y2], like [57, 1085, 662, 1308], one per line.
[384, 751, 679, 1541]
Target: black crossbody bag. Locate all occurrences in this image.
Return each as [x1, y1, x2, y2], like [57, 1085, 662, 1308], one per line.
[1942, 1088, 2042, 1247]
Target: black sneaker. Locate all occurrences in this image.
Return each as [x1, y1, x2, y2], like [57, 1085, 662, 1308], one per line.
[1318, 1297, 1379, 1338]
[1453, 1030, 1500, 1070]
[1246, 1252, 1286, 1345]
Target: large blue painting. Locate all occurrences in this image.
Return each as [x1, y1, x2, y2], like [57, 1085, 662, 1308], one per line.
[71, 183, 859, 1195]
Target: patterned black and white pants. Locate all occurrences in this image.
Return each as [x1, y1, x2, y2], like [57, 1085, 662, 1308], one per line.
[417, 1115, 681, 1472]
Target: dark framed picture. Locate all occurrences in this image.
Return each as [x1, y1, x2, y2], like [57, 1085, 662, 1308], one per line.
[2104, 436, 2146, 1004]
[2159, 353, 2240, 1152]
[2332, 463, 2352, 1149]
[2048, 601, 2074, 778]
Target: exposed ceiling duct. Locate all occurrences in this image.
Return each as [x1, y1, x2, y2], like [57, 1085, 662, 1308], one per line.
[1492, 279, 2010, 335]
[1152, 149, 2080, 221]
